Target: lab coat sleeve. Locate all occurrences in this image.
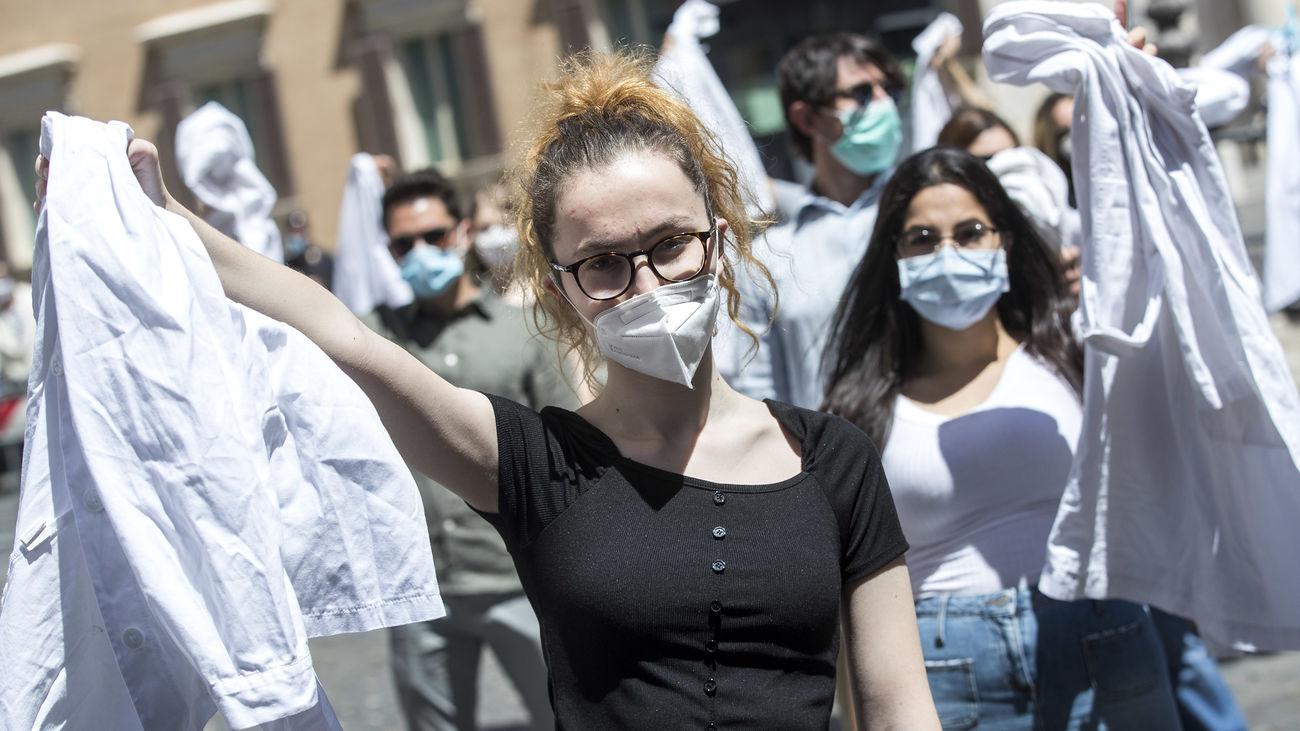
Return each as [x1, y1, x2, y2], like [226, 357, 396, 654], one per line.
[909, 12, 965, 152]
[655, 0, 774, 215]
[332, 153, 413, 314]
[1264, 54, 1300, 312]
[1177, 66, 1251, 128]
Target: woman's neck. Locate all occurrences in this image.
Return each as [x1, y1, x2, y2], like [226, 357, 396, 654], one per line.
[916, 310, 1018, 376]
[585, 350, 739, 443]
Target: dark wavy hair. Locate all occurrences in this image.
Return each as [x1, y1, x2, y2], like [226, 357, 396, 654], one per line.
[822, 147, 1082, 448]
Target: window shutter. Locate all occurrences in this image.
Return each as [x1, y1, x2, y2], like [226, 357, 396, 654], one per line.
[352, 37, 402, 165]
[155, 82, 196, 211]
[552, 0, 594, 56]
[247, 68, 294, 197]
[450, 24, 501, 159]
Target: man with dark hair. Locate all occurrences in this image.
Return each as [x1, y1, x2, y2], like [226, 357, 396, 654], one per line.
[723, 33, 907, 410]
[369, 168, 568, 731]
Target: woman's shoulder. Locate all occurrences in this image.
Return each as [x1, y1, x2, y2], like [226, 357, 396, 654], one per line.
[488, 395, 619, 462]
[763, 399, 882, 469]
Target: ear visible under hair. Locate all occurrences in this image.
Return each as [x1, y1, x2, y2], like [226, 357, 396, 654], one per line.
[787, 100, 820, 141]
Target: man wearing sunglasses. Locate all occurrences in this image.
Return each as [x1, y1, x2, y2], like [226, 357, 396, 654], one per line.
[721, 33, 907, 412]
[366, 168, 571, 731]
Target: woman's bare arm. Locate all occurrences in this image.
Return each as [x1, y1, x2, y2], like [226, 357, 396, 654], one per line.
[842, 559, 941, 730]
[39, 140, 502, 511]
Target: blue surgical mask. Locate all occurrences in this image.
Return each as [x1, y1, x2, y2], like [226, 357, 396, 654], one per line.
[284, 233, 308, 259]
[832, 98, 903, 177]
[897, 247, 1010, 330]
[400, 245, 465, 299]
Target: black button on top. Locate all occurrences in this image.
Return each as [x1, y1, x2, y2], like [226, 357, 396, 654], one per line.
[705, 639, 718, 653]
[704, 678, 717, 695]
[712, 491, 726, 505]
[712, 526, 726, 539]
[711, 560, 726, 574]
[708, 724, 717, 731]
[710, 600, 722, 613]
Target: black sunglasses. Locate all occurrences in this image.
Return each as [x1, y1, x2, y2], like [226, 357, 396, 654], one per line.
[822, 80, 903, 110]
[389, 227, 452, 259]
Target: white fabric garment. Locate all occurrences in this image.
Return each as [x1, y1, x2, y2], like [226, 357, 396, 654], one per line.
[986, 145, 1080, 249]
[884, 347, 1082, 599]
[1265, 52, 1300, 311]
[655, 0, 774, 215]
[984, 1, 1300, 650]
[175, 101, 284, 263]
[1199, 25, 1275, 77]
[1177, 66, 1251, 128]
[909, 12, 964, 153]
[1188, 24, 1300, 311]
[0, 113, 444, 730]
[332, 153, 413, 315]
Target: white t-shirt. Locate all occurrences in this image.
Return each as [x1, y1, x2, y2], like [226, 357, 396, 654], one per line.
[882, 346, 1081, 598]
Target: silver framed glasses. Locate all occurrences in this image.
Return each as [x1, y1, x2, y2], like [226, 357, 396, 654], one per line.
[896, 220, 999, 259]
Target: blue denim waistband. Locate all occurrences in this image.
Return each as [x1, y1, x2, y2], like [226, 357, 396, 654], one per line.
[914, 585, 1033, 618]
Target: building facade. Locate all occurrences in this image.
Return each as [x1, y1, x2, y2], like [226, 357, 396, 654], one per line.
[0, 0, 1287, 269]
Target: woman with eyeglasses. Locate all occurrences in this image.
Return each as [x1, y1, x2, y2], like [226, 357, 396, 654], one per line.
[39, 51, 939, 729]
[822, 147, 1180, 729]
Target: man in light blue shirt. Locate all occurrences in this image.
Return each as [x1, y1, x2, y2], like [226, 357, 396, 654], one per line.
[721, 33, 907, 409]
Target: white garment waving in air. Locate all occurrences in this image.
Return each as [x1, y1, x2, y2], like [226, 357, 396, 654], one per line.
[1264, 49, 1300, 311]
[654, 0, 773, 216]
[175, 101, 284, 262]
[984, 1, 1300, 651]
[1184, 23, 1300, 310]
[332, 153, 413, 315]
[0, 113, 444, 730]
[909, 12, 964, 152]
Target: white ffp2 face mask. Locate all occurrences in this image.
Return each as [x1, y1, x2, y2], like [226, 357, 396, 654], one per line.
[591, 274, 720, 388]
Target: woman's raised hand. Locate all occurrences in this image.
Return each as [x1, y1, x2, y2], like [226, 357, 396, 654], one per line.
[126, 139, 169, 207]
[35, 137, 171, 212]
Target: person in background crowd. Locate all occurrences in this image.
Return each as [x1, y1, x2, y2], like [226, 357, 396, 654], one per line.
[466, 183, 523, 304]
[1033, 93, 1075, 204]
[364, 168, 570, 731]
[283, 209, 335, 289]
[938, 106, 1083, 295]
[939, 102, 1246, 731]
[0, 261, 33, 394]
[86, 49, 941, 729]
[823, 147, 1182, 729]
[723, 32, 907, 410]
[936, 105, 1020, 160]
[0, 260, 32, 487]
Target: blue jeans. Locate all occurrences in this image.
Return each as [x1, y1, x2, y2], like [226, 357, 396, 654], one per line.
[1149, 608, 1246, 731]
[915, 587, 1181, 730]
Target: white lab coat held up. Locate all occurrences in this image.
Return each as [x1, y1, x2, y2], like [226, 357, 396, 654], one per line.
[331, 153, 413, 315]
[175, 101, 284, 263]
[1265, 51, 1300, 312]
[654, 0, 774, 216]
[909, 12, 965, 153]
[984, 1, 1300, 651]
[0, 113, 444, 730]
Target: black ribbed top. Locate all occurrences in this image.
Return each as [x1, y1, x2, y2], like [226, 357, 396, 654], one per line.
[479, 395, 908, 730]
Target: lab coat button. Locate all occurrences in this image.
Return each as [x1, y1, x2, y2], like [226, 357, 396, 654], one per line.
[122, 628, 144, 649]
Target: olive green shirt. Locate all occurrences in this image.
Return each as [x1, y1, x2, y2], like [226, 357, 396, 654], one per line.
[365, 291, 577, 595]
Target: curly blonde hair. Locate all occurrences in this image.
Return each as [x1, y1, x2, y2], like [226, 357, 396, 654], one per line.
[510, 50, 777, 389]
